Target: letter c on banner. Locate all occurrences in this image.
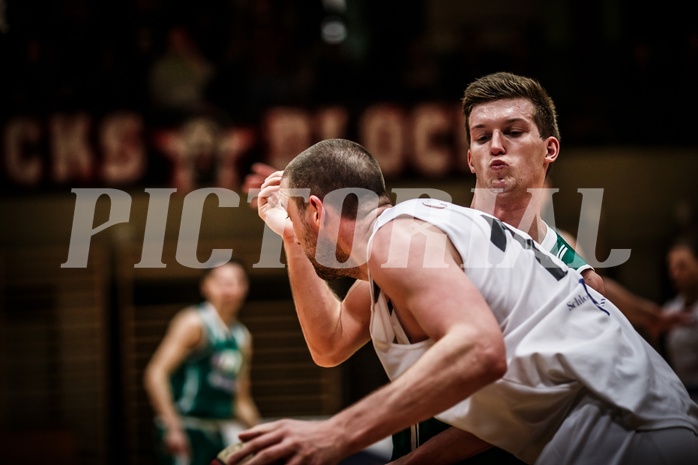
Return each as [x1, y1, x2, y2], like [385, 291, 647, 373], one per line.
[359, 104, 406, 177]
[410, 103, 452, 177]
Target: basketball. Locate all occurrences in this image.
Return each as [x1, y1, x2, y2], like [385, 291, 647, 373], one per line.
[211, 441, 254, 465]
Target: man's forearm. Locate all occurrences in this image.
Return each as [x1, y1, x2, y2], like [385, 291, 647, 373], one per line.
[324, 329, 505, 457]
[283, 237, 350, 366]
[145, 368, 183, 431]
[236, 396, 261, 428]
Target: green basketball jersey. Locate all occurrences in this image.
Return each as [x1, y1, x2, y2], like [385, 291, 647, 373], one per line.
[171, 303, 249, 420]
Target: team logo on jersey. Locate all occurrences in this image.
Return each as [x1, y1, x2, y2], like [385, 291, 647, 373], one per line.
[567, 278, 609, 315]
[209, 349, 241, 392]
[212, 349, 242, 374]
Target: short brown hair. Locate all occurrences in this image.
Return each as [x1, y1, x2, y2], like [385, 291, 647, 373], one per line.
[283, 139, 391, 220]
[461, 72, 560, 146]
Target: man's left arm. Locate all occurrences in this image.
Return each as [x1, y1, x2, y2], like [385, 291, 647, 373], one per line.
[581, 269, 606, 295]
[224, 219, 507, 464]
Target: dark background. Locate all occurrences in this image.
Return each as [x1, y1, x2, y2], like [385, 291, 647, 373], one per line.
[0, 1, 697, 464]
[3, 0, 698, 145]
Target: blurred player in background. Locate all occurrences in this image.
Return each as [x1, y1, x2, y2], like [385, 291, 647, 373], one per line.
[144, 259, 261, 465]
[660, 233, 698, 402]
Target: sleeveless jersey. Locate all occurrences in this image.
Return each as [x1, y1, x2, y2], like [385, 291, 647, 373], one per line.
[369, 199, 698, 464]
[170, 303, 250, 420]
[391, 219, 593, 459]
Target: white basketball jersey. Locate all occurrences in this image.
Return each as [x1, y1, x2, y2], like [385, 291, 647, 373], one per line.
[368, 199, 698, 464]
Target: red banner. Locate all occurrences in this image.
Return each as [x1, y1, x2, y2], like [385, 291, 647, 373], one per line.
[1, 102, 470, 192]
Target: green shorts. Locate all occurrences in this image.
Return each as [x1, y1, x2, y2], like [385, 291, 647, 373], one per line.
[154, 423, 226, 465]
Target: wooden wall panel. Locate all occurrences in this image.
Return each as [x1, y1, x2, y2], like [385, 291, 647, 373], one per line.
[0, 246, 110, 465]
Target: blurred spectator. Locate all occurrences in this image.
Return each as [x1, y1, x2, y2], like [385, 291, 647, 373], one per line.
[310, 39, 365, 107]
[243, 3, 308, 114]
[148, 24, 216, 125]
[206, 31, 253, 123]
[400, 34, 442, 102]
[661, 233, 698, 401]
[5, 34, 56, 116]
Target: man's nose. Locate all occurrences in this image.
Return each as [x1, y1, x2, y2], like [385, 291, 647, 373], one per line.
[490, 131, 505, 154]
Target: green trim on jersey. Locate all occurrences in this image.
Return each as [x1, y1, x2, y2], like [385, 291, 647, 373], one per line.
[550, 231, 589, 271]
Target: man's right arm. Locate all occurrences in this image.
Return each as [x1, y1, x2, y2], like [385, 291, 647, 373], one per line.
[258, 171, 372, 367]
[283, 235, 372, 366]
[143, 310, 202, 455]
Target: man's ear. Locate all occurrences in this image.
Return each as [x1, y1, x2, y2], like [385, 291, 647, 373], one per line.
[545, 137, 560, 162]
[467, 149, 476, 173]
[308, 195, 323, 226]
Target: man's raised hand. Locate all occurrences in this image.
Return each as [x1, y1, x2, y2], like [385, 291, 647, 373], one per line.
[257, 171, 293, 239]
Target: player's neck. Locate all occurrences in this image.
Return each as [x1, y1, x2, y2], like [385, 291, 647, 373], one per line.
[343, 204, 392, 281]
[214, 304, 241, 326]
[471, 190, 545, 242]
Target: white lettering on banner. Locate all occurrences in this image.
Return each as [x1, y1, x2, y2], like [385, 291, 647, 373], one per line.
[51, 113, 93, 183]
[315, 106, 349, 140]
[264, 107, 313, 170]
[4, 117, 42, 185]
[4, 114, 147, 186]
[217, 127, 256, 188]
[100, 112, 146, 184]
[359, 103, 406, 177]
[410, 103, 452, 177]
[453, 107, 470, 172]
[2, 102, 471, 187]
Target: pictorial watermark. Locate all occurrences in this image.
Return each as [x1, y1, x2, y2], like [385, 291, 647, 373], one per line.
[62, 187, 630, 270]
